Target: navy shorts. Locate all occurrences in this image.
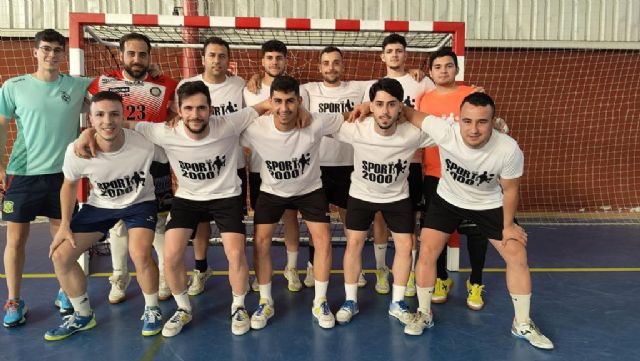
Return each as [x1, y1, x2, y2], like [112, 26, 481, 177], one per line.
[70, 200, 157, 236]
[2, 173, 64, 222]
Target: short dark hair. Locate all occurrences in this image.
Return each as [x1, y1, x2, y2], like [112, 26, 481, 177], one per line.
[382, 33, 407, 50]
[429, 48, 459, 69]
[262, 40, 287, 56]
[119, 32, 151, 53]
[34, 29, 66, 49]
[319, 46, 343, 61]
[461, 92, 496, 118]
[202, 36, 230, 56]
[270, 75, 299, 97]
[368, 78, 404, 102]
[176, 81, 211, 108]
[90, 91, 123, 107]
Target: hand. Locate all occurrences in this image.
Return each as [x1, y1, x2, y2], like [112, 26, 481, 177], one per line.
[165, 113, 179, 128]
[471, 85, 486, 93]
[74, 128, 98, 158]
[148, 63, 161, 77]
[246, 73, 262, 94]
[295, 107, 312, 128]
[49, 226, 76, 258]
[0, 163, 6, 194]
[408, 68, 426, 82]
[348, 102, 371, 122]
[501, 223, 527, 247]
[494, 117, 509, 134]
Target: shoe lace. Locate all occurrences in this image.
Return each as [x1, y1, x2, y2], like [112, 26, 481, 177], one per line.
[231, 307, 247, 321]
[109, 275, 127, 289]
[142, 308, 161, 323]
[319, 301, 330, 315]
[3, 300, 18, 313]
[396, 300, 409, 312]
[469, 283, 485, 296]
[342, 300, 355, 312]
[169, 309, 187, 323]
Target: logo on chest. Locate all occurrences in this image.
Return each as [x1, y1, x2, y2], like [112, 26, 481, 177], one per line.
[265, 153, 311, 180]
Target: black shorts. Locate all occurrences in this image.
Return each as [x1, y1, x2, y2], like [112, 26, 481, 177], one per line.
[408, 163, 424, 212]
[249, 172, 261, 210]
[253, 188, 330, 224]
[320, 165, 352, 209]
[238, 168, 248, 215]
[151, 161, 174, 213]
[346, 196, 415, 234]
[165, 196, 245, 235]
[421, 193, 515, 241]
[2, 173, 64, 222]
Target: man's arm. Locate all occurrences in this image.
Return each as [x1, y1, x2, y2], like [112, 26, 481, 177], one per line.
[0, 115, 8, 190]
[49, 178, 79, 257]
[499, 177, 527, 246]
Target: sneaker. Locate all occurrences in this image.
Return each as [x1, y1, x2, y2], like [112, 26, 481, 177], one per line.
[283, 267, 302, 292]
[250, 298, 274, 330]
[3, 299, 28, 328]
[187, 268, 211, 296]
[250, 276, 259, 292]
[158, 275, 171, 301]
[54, 290, 74, 317]
[162, 309, 192, 337]
[230, 306, 250, 335]
[404, 310, 434, 336]
[312, 298, 335, 329]
[357, 271, 367, 288]
[466, 279, 485, 311]
[303, 264, 315, 288]
[374, 266, 390, 294]
[511, 319, 554, 350]
[44, 311, 96, 341]
[388, 300, 413, 325]
[432, 278, 453, 304]
[141, 306, 163, 336]
[108, 273, 131, 304]
[405, 271, 416, 297]
[336, 300, 359, 325]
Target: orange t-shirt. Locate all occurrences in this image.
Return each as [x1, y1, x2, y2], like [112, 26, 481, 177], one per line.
[417, 85, 475, 178]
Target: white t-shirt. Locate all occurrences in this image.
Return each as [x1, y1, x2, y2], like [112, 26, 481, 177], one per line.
[241, 113, 344, 197]
[364, 73, 435, 163]
[177, 74, 247, 168]
[421, 117, 524, 210]
[135, 107, 259, 201]
[242, 83, 271, 172]
[63, 129, 162, 209]
[333, 117, 434, 203]
[301, 81, 370, 166]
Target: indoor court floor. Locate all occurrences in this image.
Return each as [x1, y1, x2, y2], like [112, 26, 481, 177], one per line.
[0, 221, 638, 361]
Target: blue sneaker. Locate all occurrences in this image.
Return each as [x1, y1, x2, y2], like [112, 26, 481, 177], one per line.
[141, 306, 163, 336]
[44, 311, 96, 341]
[54, 290, 74, 317]
[335, 300, 359, 324]
[388, 300, 413, 325]
[3, 299, 28, 327]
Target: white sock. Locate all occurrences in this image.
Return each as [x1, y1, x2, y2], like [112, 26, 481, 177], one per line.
[173, 290, 191, 311]
[314, 280, 328, 302]
[411, 250, 417, 271]
[392, 284, 406, 303]
[259, 282, 273, 304]
[510, 293, 531, 324]
[69, 293, 92, 316]
[286, 250, 298, 269]
[344, 283, 358, 302]
[231, 292, 246, 312]
[307, 261, 313, 268]
[143, 292, 159, 308]
[416, 286, 434, 314]
[109, 222, 129, 276]
[374, 243, 388, 269]
[152, 232, 165, 272]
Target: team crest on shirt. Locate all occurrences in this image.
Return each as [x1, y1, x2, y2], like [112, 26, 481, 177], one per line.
[96, 171, 146, 198]
[2, 201, 14, 214]
[318, 100, 354, 113]
[179, 156, 227, 180]
[445, 159, 495, 186]
[149, 87, 162, 97]
[361, 159, 407, 184]
[265, 153, 311, 180]
[60, 91, 71, 104]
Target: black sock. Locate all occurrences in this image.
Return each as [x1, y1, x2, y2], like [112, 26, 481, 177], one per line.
[195, 259, 208, 272]
[436, 247, 448, 280]
[308, 245, 315, 265]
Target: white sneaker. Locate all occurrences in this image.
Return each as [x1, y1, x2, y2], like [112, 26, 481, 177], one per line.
[335, 300, 359, 325]
[250, 298, 274, 330]
[511, 319, 554, 350]
[108, 273, 131, 304]
[250, 277, 259, 292]
[388, 300, 413, 325]
[230, 306, 250, 336]
[303, 264, 315, 288]
[162, 309, 192, 337]
[283, 267, 302, 292]
[187, 268, 211, 296]
[158, 274, 171, 301]
[374, 266, 390, 294]
[357, 271, 367, 288]
[312, 298, 335, 329]
[404, 310, 434, 336]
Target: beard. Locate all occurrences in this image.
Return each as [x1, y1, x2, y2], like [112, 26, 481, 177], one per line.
[124, 63, 148, 80]
[185, 120, 209, 134]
